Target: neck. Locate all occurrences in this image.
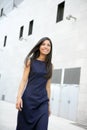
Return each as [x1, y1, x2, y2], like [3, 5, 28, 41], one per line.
[37, 55, 46, 61]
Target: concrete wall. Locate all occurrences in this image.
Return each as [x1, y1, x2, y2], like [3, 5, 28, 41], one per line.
[0, 0, 87, 125]
[0, 0, 24, 16]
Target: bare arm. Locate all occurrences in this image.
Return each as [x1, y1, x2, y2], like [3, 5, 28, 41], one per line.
[46, 64, 53, 115]
[46, 79, 51, 101]
[16, 60, 30, 110]
[46, 78, 51, 115]
[46, 64, 53, 101]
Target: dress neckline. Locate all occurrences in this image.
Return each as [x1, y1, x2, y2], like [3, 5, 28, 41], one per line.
[35, 59, 45, 63]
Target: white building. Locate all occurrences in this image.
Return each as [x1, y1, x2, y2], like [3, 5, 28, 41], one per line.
[0, 0, 87, 126]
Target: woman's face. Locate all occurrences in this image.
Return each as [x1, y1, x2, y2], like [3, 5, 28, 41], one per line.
[39, 40, 51, 56]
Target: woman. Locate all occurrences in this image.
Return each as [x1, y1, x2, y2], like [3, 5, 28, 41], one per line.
[16, 37, 53, 130]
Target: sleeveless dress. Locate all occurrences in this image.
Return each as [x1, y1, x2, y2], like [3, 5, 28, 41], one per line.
[16, 59, 49, 130]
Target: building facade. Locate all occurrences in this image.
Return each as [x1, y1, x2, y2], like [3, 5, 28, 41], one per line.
[0, 0, 87, 126]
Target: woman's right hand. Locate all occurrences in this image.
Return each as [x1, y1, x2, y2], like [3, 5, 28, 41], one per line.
[16, 97, 23, 111]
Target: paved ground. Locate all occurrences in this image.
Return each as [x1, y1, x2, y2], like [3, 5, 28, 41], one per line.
[0, 101, 87, 130]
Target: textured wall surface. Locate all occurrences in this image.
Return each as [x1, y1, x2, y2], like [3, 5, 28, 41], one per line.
[0, 0, 87, 125]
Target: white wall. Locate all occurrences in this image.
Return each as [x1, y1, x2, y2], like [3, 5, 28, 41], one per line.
[0, 0, 87, 125]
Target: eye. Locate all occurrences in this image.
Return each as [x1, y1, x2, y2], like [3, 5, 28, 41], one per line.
[41, 43, 45, 46]
[41, 41, 51, 47]
[47, 43, 51, 47]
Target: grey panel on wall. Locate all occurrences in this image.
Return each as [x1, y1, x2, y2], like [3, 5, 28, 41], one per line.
[63, 67, 81, 84]
[52, 69, 62, 84]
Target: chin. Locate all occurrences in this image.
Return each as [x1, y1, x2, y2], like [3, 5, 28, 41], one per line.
[43, 53, 49, 55]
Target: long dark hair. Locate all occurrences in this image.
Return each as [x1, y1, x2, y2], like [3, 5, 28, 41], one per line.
[25, 37, 53, 79]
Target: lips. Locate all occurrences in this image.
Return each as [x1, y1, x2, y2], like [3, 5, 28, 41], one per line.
[42, 49, 49, 53]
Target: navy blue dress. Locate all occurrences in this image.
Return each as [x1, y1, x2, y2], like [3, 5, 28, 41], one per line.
[16, 59, 49, 130]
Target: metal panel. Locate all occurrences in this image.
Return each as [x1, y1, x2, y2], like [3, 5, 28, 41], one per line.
[50, 83, 79, 121]
[63, 67, 81, 84]
[52, 69, 62, 84]
[50, 84, 60, 115]
[59, 84, 79, 121]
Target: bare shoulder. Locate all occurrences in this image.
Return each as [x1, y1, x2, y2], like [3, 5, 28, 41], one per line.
[25, 58, 31, 68]
[23, 59, 31, 74]
[26, 59, 31, 66]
